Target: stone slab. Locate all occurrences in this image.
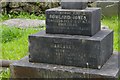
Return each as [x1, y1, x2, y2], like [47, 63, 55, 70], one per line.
[29, 29, 113, 69]
[2, 19, 45, 28]
[46, 7, 101, 36]
[10, 52, 120, 79]
[61, 0, 88, 9]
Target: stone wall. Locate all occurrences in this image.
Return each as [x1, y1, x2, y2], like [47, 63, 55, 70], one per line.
[1, 1, 94, 15]
[1, 2, 60, 15]
[1, 1, 119, 16]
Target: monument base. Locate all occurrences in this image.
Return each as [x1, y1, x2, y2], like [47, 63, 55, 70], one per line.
[10, 52, 120, 79]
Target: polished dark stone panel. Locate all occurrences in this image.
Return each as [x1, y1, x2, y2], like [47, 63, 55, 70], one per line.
[10, 52, 120, 79]
[29, 30, 113, 69]
[46, 7, 101, 36]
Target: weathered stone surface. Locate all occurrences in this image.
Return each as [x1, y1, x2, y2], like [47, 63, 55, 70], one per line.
[10, 52, 120, 79]
[96, 1, 120, 16]
[29, 29, 113, 69]
[22, 3, 40, 13]
[1, 2, 9, 8]
[46, 7, 101, 36]
[2, 19, 45, 28]
[9, 2, 20, 8]
[61, 0, 88, 9]
[1, 2, 60, 15]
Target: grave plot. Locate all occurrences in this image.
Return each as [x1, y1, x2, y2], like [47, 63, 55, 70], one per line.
[10, 0, 120, 79]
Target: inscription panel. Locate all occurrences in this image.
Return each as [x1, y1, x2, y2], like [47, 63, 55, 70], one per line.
[46, 8, 101, 36]
[29, 36, 98, 68]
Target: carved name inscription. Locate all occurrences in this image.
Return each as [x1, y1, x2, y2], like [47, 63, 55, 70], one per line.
[46, 11, 90, 31]
[48, 38, 87, 63]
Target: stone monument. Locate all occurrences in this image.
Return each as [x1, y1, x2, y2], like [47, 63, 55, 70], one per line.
[10, 1, 120, 79]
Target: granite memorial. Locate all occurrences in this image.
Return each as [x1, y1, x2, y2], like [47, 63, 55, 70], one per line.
[10, 1, 120, 79]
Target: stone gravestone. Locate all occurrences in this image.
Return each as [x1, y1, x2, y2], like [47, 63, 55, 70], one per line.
[10, 1, 120, 79]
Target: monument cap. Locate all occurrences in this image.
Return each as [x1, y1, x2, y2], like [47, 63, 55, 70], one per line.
[61, 0, 88, 9]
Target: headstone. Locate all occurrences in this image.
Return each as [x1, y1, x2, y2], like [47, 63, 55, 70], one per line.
[10, 1, 120, 79]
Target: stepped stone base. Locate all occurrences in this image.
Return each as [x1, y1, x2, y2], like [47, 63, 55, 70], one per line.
[29, 30, 113, 69]
[10, 52, 120, 79]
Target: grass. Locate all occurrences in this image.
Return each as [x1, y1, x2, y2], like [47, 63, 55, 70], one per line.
[0, 12, 45, 78]
[2, 27, 42, 60]
[0, 12, 119, 78]
[101, 16, 119, 51]
[1, 26, 23, 43]
[0, 24, 44, 78]
[0, 68, 10, 79]
[1, 25, 44, 60]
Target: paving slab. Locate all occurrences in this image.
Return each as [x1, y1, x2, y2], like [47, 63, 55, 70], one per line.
[2, 18, 45, 28]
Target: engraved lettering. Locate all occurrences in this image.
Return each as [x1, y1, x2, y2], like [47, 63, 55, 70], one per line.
[47, 11, 90, 32]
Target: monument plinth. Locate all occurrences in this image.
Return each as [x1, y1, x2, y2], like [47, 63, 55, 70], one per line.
[10, 52, 120, 79]
[29, 30, 113, 69]
[10, 1, 120, 79]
